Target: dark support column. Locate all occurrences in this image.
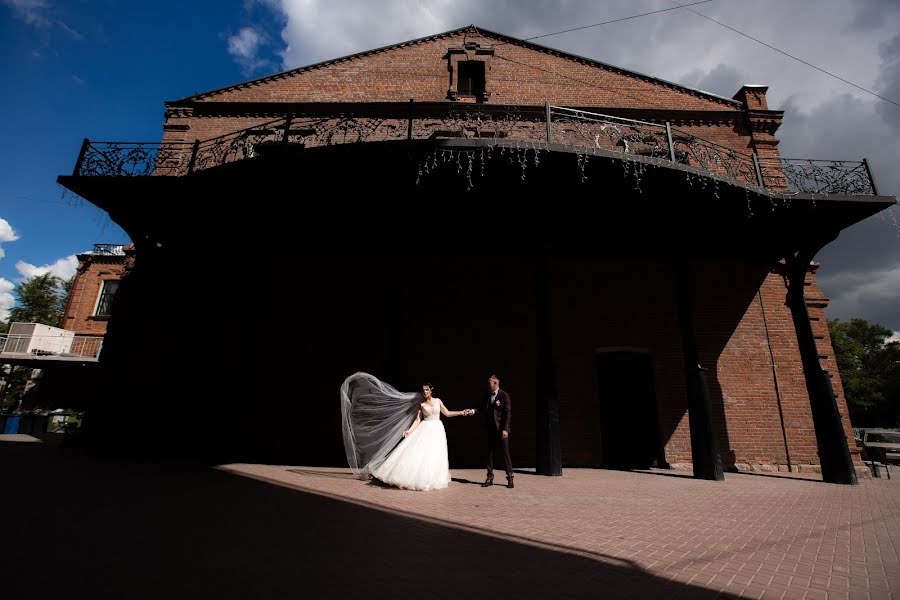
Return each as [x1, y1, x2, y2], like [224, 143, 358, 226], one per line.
[385, 254, 405, 384]
[535, 253, 562, 476]
[785, 247, 858, 485]
[675, 263, 724, 481]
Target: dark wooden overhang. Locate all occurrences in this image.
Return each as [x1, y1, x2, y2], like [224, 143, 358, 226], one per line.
[58, 138, 895, 264]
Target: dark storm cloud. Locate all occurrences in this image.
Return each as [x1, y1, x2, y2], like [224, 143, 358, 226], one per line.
[679, 63, 748, 98]
[876, 32, 900, 130]
[846, 0, 900, 33]
[774, 92, 900, 331]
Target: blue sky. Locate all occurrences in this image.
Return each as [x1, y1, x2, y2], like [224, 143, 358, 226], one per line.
[0, 1, 286, 317]
[1, 1, 899, 332]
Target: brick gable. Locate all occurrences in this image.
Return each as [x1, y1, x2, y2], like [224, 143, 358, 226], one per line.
[183, 26, 742, 111]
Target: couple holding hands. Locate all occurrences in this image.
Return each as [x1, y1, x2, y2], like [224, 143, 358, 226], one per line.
[340, 373, 514, 491]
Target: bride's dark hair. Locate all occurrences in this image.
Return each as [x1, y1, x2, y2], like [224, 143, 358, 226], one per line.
[422, 383, 435, 392]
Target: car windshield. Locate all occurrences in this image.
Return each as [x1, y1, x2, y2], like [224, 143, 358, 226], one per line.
[866, 432, 900, 443]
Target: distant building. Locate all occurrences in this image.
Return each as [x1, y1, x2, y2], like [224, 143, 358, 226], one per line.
[0, 243, 132, 414]
[61, 243, 133, 337]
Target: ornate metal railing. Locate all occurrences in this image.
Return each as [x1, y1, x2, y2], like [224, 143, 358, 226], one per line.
[71, 102, 879, 196]
[758, 158, 877, 195]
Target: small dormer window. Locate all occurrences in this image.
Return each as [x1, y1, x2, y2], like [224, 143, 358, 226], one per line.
[447, 43, 494, 102]
[457, 61, 485, 100]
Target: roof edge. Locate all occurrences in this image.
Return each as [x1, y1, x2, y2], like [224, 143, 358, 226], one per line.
[168, 24, 744, 108]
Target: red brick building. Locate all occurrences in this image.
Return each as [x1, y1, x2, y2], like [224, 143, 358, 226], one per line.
[61, 244, 132, 338]
[59, 26, 895, 482]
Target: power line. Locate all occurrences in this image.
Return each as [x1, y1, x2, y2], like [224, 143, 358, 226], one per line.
[517, 0, 715, 42]
[492, 53, 675, 109]
[668, 0, 900, 108]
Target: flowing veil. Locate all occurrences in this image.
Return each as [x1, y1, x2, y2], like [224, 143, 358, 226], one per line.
[340, 372, 422, 479]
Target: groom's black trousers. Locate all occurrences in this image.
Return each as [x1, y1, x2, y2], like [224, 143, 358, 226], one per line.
[485, 431, 513, 479]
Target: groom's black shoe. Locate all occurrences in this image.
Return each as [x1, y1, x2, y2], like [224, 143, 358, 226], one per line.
[481, 477, 493, 487]
[507, 478, 514, 489]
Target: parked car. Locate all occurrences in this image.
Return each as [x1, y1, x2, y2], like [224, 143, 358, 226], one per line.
[860, 429, 900, 464]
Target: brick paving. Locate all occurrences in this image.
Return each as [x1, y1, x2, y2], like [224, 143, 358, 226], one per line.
[222, 464, 900, 600]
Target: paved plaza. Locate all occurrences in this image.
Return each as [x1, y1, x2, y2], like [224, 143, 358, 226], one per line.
[225, 464, 900, 599]
[3, 441, 898, 599]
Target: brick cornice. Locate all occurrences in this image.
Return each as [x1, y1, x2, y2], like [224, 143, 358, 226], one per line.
[163, 101, 750, 126]
[747, 110, 784, 135]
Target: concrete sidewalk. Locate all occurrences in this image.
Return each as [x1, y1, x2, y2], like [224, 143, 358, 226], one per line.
[223, 464, 900, 600]
[2, 442, 897, 599]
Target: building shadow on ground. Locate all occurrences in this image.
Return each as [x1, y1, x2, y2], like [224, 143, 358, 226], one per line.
[2, 444, 741, 599]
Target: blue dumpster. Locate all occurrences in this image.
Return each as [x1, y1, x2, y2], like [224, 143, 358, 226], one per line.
[3, 415, 21, 434]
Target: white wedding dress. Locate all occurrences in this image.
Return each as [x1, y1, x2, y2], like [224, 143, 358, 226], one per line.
[370, 400, 452, 491]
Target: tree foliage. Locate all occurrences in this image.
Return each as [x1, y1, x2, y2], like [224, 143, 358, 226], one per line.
[829, 318, 900, 427]
[7, 273, 70, 328]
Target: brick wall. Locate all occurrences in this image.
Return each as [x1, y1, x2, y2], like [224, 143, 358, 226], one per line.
[61, 253, 129, 336]
[160, 28, 782, 165]
[548, 258, 856, 473]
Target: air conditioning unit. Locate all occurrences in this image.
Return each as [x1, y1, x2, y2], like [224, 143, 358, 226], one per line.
[4, 323, 75, 356]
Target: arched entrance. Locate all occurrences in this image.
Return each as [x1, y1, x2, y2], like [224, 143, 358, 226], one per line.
[596, 350, 665, 469]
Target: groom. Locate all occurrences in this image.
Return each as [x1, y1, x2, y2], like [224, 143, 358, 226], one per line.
[482, 374, 513, 488]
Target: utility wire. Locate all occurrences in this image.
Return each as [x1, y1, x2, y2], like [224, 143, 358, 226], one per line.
[515, 0, 715, 42]
[668, 0, 900, 108]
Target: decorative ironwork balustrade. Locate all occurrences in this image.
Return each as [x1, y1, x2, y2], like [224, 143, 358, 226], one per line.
[71, 102, 879, 196]
[757, 158, 877, 195]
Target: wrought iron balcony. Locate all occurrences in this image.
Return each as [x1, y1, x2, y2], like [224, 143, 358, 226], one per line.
[70, 103, 879, 196]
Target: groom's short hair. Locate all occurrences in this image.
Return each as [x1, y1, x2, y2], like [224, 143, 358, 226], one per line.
[489, 374, 500, 382]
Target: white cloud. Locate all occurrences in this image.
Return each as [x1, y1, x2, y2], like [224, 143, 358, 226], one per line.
[260, 0, 455, 68]
[3, 0, 51, 27]
[0, 217, 21, 260]
[4, 0, 83, 40]
[15, 255, 78, 282]
[54, 18, 83, 40]
[227, 26, 273, 74]
[0, 278, 14, 324]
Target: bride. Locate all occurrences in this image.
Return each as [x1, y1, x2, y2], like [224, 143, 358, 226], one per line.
[340, 373, 475, 491]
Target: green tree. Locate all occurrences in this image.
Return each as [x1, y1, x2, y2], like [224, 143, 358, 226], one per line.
[829, 318, 900, 427]
[7, 273, 69, 328]
[0, 366, 31, 411]
[2, 274, 72, 410]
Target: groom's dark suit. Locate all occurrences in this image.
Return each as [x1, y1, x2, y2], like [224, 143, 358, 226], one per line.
[484, 388, 513, 481]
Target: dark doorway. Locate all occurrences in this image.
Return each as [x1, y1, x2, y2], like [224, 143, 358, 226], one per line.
[596, 351, 665, 469]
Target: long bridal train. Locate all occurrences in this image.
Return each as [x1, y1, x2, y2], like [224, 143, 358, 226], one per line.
[340, 372, 471, 491]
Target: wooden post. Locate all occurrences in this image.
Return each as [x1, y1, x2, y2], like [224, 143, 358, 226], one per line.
[675, 262, 724, 481]
[535, 252, 562, 476]
[785, 247, 857, 484]
[666, 123, 676, 163]
[862, 158, 879, 195]
[752, 153, 764, 188]
[187, 139, 201, 174]
[545, 101, 552, 144]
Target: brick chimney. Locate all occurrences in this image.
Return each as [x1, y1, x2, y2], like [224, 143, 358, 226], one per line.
[733, 85, 769, 110]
